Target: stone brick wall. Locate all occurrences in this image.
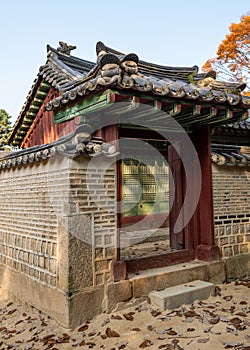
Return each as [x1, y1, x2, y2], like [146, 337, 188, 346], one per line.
[68, 157, 117, 289]
[212, 165, 250, 258]
[0, 154, 117, 296]
[0, 157, 71, 288]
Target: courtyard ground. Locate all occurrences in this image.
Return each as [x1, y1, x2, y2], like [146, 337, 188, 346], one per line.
[0, 279, 249, 350]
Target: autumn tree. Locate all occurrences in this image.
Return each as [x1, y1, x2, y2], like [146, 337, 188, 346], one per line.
[0, 109, 12, 149]
[203, 13, 250, 90]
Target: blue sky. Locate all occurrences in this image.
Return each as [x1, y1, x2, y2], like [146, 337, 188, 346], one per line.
[0, 0, 249, 123]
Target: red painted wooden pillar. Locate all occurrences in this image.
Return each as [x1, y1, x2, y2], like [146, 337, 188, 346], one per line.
[168, 144, 185, 250]
[192, 125, 220, 261]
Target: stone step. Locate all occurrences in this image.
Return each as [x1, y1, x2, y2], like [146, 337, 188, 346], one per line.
[149, 280, 214, 310]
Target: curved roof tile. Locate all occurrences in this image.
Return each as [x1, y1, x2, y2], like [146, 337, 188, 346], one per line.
[41, 41, 250, 111]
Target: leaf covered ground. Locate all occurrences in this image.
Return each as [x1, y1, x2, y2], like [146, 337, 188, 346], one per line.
[0, 279, 249, 349]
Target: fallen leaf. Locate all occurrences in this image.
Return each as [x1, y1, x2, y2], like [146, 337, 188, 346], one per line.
[117, 341, 128, 349]
[132, 327, 141, 332]
[127, 311, 135, 316]
[166, 330, 177, 336]
[41, 334, 56, 342]
[62, 333, 70, 340]
[72, 340, 83, 347]
[105, 327, 120, 338]
[123, 313, 134, 321]
[7, 309, 17, 315]
[213, 286, 222, 296]
[197, 338, 209, 343]
[111, 314, 123, 320]
[139, 339, 153, 348]
[29, 326, 36, 332]
[78, 324, 88, 332]
[204, 326, 212, 333]
[78, 340, 86, 346]
[209, 315, 220, 324]
[15, 320, 24, 326]
[184, 310, 200, 318]
[85, 341, 96, 347]
[222, 341, 241, 348]
[89, 331, 100, 337]
[236, 311, 247, 317]
[187, 328, 195, 332]
[151, 309, 161, 317]
[230, 317, 242, 325]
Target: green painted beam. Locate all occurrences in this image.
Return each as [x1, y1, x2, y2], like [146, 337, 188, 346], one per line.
[53, 92, 111, 124]
[53, 89, 248, 128]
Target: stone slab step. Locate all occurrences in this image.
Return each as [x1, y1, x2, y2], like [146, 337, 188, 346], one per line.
[149, 280, 214, 310]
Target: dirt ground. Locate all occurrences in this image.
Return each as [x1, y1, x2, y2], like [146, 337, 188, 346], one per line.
[0, 279, 250, 350]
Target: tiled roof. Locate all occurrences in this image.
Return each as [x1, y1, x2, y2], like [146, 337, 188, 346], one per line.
[8, 41, 250, 147]
[212, 120, 250, 147]
[211, 144, 250, 166]
[2, 125, 118, 171]
[42, 41, 250, 111]
[223, 120, 250, 131]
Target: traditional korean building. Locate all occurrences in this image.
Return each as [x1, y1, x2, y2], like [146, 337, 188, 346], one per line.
[1, 41, 250, 327]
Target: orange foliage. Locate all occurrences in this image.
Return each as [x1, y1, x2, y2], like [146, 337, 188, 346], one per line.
[202, 59, 213, 72]
[203, 13, 250, 90]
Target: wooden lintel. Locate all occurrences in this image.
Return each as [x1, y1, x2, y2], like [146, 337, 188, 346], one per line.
[54, 91, 111, 124]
